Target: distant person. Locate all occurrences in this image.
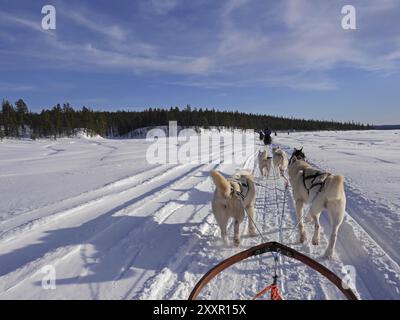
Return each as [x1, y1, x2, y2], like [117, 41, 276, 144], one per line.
[258, 130, 264, 141]
[264, 128, 272, 136]
[263, 128, 272, 145]
[274, 131, 277, 137]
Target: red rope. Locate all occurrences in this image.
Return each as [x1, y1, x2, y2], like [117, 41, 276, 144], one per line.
[253, 283, 283, 300]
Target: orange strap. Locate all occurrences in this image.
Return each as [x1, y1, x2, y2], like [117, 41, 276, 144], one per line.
[253, 283, 283, 300]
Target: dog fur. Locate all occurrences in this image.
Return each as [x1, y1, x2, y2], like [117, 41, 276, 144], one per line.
[272, 147, 288, 178]
[288, 149, 346, 258]
[258, 150, 272, 177]
[210, 170, 257, 247]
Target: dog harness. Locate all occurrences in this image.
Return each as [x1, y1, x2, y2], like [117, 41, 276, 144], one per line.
[230, 179, 250, 200]
[302, 170, 331, 195]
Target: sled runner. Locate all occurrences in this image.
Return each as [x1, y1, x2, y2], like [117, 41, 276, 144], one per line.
[188, 241, 358, 300]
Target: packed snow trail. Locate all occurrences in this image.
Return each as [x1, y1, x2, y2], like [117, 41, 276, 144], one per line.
[0, 135, 228, 299]
[0, 130, 399, 299]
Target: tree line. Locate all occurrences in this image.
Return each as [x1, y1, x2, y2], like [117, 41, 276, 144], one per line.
[0, 99, 372, 140]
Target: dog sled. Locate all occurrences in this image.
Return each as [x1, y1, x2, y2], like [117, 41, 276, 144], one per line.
[189, 241, 358, 300]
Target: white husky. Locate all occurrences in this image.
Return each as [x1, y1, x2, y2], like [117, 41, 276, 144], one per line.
[288, 148, 346, 258]
[210, 170, 257, 247]
[272, 147, 288, 178]
[258, 150, 272, 177]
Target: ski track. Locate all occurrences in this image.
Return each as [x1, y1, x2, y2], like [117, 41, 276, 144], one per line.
[0, 131, 399, 299]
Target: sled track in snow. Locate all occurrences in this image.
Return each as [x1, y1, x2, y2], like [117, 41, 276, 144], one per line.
[136, 149, 260, 300]
[0, 162, 209, 278]
[0, 144, 234, 298]
[0, 164, 183, 242]
[0, 138, 231, 241]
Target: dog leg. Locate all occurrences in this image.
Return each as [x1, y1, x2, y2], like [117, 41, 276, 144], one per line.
[233, 219, 241, 247]
[246, 205, 257, 237]
[324, 200, 345, 258]
[310, 211, 321, 245]
[296, 200, 307, 243]
[324, 225, 339, 259]
[276, 166, 281, 178]
[214, 210, 229, 246]
[221, 227, 229, 246]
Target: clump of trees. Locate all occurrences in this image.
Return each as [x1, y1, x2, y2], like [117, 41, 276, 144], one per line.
[0, 99, 372, 140]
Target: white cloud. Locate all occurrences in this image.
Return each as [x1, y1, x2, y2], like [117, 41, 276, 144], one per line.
[0, 82, 34, 91]
[148, 0, 179, 15]
[0, 10, 55, 36]
[62, 9, 127, 41]
[1, 0, 399, 92]
[205, 0, 400, 89]
[168, 72, 336, 91]
[222, 0, 251, 18]
[81, 45, 214, 75]
[40, 36, 214, 76]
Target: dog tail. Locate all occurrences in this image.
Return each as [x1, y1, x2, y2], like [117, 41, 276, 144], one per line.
[210, 170, 232, 198]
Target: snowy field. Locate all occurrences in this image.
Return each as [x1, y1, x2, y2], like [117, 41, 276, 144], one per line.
[0, 130, 399, 300]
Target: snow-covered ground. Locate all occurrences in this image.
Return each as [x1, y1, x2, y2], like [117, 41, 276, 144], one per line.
[0, 130, 399, 300]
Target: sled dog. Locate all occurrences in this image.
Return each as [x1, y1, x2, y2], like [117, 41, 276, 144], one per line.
[288, 148, 346, 258]
[258, 150, 272, 177]
[272, 147, 288, 178]
[210, 170, 257, 247]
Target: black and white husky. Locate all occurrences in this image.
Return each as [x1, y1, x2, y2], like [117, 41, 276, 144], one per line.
[288, 148, 346, 259]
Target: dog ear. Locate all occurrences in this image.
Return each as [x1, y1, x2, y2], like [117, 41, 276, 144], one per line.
[300, 147, 303, 151]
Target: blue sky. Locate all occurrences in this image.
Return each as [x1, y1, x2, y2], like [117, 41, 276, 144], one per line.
[0, 0, 399, 124]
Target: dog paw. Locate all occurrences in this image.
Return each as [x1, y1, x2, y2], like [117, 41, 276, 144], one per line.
[248, 229, 257, 237]
[300, 233, 307, 243]
[233, 238, 241, 247]
[323, 250, 335, 260]
[312, 238, 319, 246]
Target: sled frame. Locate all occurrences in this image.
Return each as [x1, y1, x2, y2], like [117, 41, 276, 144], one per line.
[188, 241, 358, 300]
